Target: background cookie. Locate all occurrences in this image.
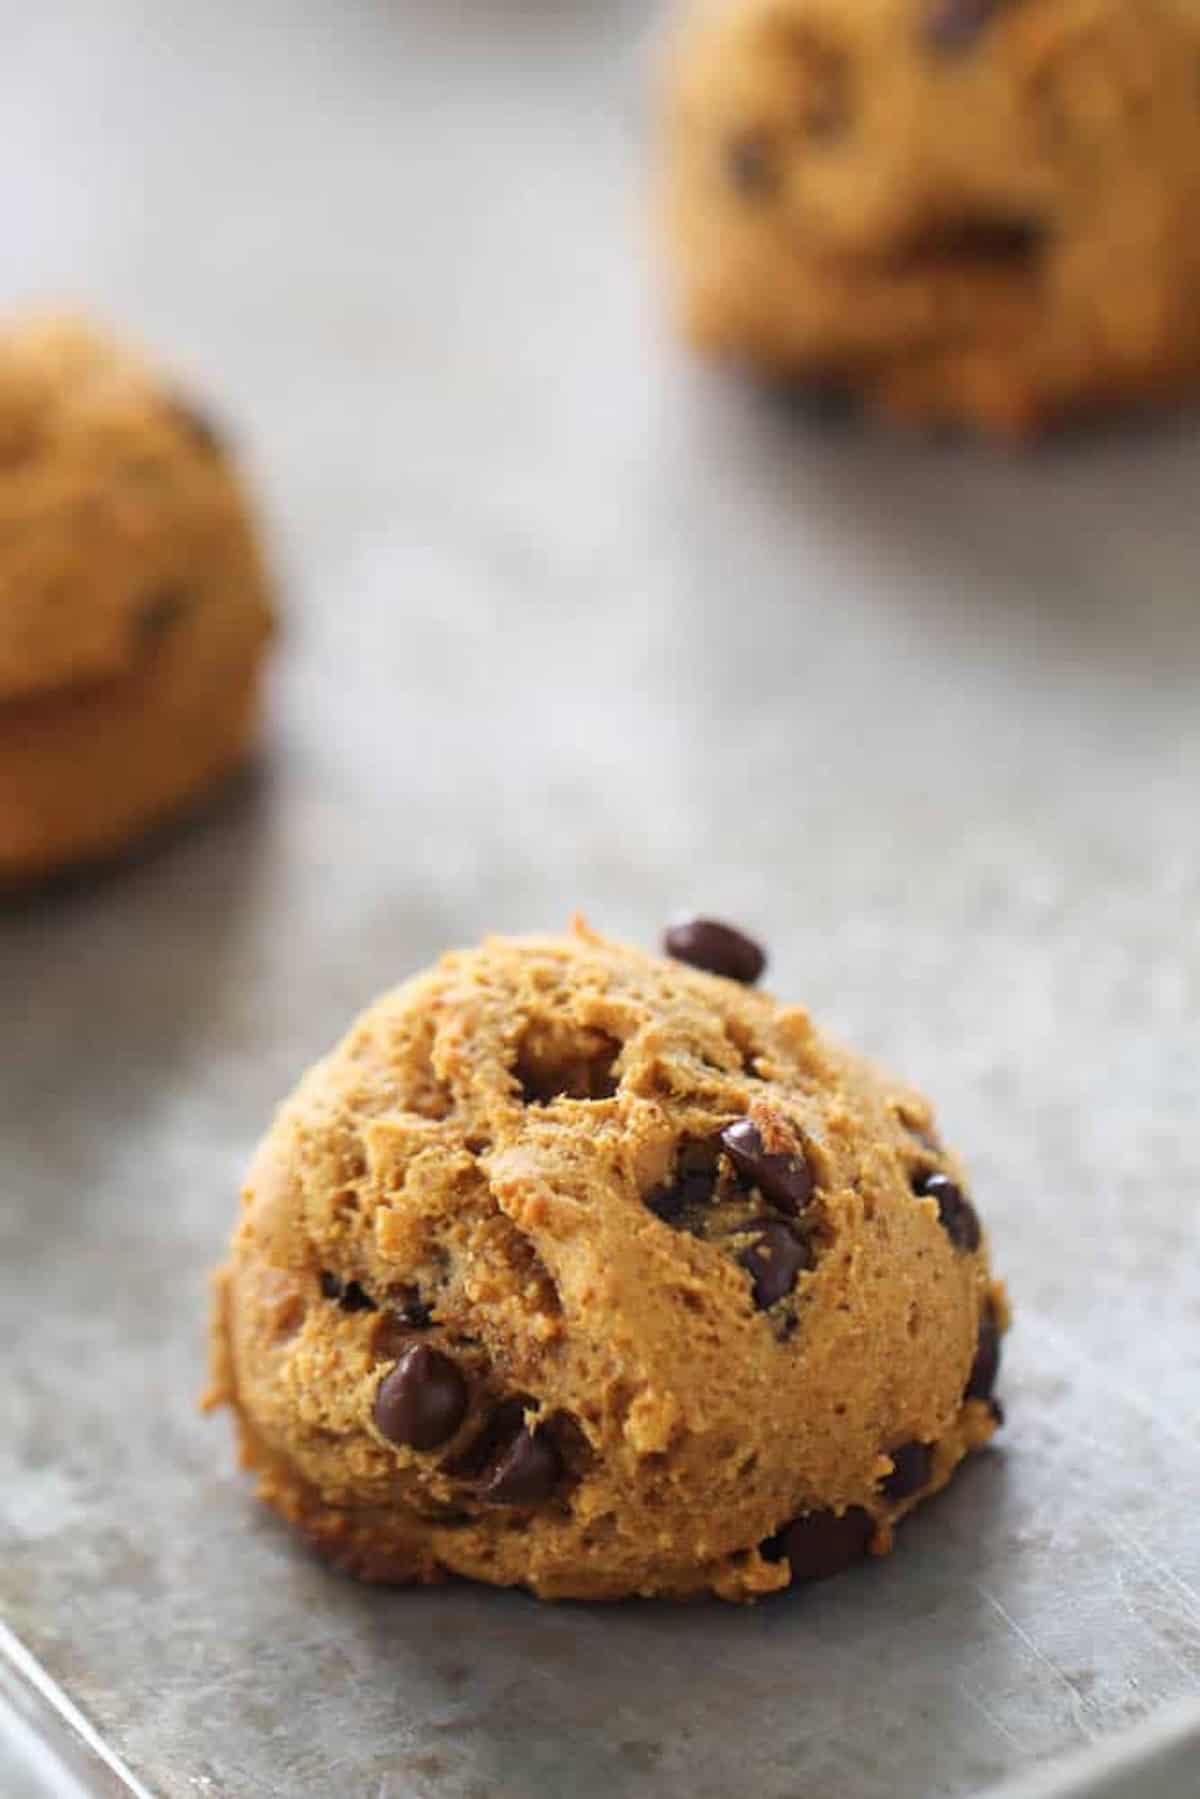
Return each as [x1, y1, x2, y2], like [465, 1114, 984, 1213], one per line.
[0, 314, 274, 883]
[209, 922, 1006, 1602]
[660, 0, 1200, 435]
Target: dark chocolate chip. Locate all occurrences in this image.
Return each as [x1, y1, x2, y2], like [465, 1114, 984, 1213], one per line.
[739, 1217, 811, 1309]
[167, 393, 225, 454]
[373, 1344, 469, 1452]
[645, 1138, 721, 1224]
[966, 1307, 1001, 1400]
[988, 1398, 1006, 1428]
[720, 1119, 814, 1215]
[646, 1179, 690, 1223]
[647, 1165, 717, 1223]
[881, 1440, 934, 1501]
[664, 917, 767, 984]
[319, 1271, 376, 1313]
[923, 0, 1014, 53]
[479, 1426, 562, 1506]
[770, 1506, 874, 1581]
[441, 1397, 528, 1479]
[393, 1291, 434, 1330]
[913, 1170, 981, 1253]
[722, 132, 776, 200]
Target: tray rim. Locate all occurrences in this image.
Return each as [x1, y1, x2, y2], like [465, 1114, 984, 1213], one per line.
[3, 1613, 1198, 1799]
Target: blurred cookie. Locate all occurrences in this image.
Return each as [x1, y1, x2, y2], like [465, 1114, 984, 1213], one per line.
[0, 315, 274, 883]
[661, 0, 1200, 435]
[209, 920, 1006, 1602]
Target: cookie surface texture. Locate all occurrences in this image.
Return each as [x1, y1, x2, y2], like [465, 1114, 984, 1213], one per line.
[661, 0, 1200, 434]
[0, 314, 273, 882]
[209, 924, 1006, 1602]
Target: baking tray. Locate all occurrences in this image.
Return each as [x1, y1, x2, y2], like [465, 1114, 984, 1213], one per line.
[3, 2, 1200, 1796]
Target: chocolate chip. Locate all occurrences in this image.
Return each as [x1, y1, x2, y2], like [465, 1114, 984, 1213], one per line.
[913, 1170, 981, 1253]
[646, 1174, 702, 1223]
[923, 0, 1014, 53]
[663, 918, 766, 984]
[319, 1271, 376, 1313]
[769, 1506, 874, 1581]
[988, 1398, 1006, 1428]
[441, 1397, 528, 1479]
[645, 1137, 721, 1225]
[373, 1345, 468, 1451]
[167, 393, 225, 454]
[479, 1425, 562, 1506]
[393, 1291, 434, 1330]
[881, 1440, 934, 1501]
[720, 1119, 814, 1215]
[966, 1307, 1001, 1400]
[739, 1217, 811, 1308]
[722, 132, 776, 200]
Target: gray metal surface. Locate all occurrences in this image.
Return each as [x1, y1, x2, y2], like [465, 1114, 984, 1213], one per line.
[2, 2, 1200, 1796]
[982, 1700, 1200, 1799]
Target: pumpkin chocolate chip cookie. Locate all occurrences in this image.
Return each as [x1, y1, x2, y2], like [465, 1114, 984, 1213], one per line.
[0, 314, 274, 883]
[660, 0, 1200, 435]
[208, 920, 1007, 1601]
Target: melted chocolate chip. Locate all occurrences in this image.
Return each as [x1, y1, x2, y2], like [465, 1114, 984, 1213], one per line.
[881, 1440, 934, 1502]
[739, 1217, 811, 1309]
[319, 1271, 376, 1313]
[721, 1119, 814, 1215]
[663, 917, 767, 984]
[479, 1426, 562, 1506]
[770, 1506, 874, 1581]
[373, 1345, 469, 1451]
[722, 132, 776, 200]
[966, 1307, 1001, 1400]
[923, 0, 1014, 53]
[913, 1170, 981, 1253]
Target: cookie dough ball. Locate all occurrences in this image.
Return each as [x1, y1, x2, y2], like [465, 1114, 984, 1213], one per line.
[0, 315, 274, 883]
[661, 0, 1200, 435]
[210, 922, 1007, 1602]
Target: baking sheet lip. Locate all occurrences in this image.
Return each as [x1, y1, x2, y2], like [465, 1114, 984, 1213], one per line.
[977, 1695, 1200, 1799]
[0, 1621, 158, 1799]
[3, 1609, 1198, 1799]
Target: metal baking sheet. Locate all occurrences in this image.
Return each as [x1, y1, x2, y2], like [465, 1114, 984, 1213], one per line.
[3, 3, 1200, 1796]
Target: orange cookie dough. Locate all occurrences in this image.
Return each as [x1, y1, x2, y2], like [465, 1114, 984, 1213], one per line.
[209, 921, 1007, 1602]
[0, 315, 274, 883]
[660, 0, 1200, 435]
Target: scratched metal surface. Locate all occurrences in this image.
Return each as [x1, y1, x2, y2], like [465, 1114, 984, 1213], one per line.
[2, 2, 1200, 1797]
